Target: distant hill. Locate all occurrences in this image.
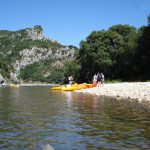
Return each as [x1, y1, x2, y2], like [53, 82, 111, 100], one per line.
[0, 25, 78, 83]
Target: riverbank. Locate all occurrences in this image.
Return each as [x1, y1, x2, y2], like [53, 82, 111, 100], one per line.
[1, 82, 150, 101]
[76, 82, 150, 101]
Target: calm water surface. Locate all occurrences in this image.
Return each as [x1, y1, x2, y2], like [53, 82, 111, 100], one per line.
[0, 86, 150, 150]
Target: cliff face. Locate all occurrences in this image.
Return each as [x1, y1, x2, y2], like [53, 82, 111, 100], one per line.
[0, 25, 77, 82]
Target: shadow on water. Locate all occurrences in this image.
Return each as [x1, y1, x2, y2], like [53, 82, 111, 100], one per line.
[0, 86, 150, 149]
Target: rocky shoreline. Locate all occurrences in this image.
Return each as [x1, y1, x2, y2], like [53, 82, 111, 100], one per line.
[1, 82, 150, 101]
[76, 82, 150, 101]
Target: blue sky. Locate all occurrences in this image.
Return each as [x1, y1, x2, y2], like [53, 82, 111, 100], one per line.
[0, 0, 150, 47]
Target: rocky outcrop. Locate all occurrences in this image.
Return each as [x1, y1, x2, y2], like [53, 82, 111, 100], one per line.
[19, 47, 52, 68]
[26, 26, 44, 41]
[0, 25, 77, 82]
[10, 46, 76, 81]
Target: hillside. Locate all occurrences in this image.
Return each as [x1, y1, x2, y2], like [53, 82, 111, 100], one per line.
[0, 25, 78, 83]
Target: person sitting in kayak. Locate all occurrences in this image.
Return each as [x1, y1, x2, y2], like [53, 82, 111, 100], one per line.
[68, 75, 73, 84]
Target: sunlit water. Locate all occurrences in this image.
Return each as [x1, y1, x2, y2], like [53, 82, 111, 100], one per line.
[0, 86, 150, 150]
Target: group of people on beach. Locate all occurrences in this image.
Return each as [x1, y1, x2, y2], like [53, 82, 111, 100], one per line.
[67, 72, 104, 86]
[93, 72, 104, 86]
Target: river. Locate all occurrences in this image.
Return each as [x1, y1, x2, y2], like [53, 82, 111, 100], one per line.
[0, 86, 150, 149]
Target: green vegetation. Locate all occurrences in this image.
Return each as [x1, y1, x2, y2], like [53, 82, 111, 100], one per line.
[105, 80, 122, 83]
[0, 55, 10, 78]
[0, 25, 76, 82]
[77, 14, 150, 82]
[33, 25, 43, 31]
[63, 60, 81, 83]
[19, 59, 55, 83]
[0, 14, 150, 83]
[19, 59, 80, 84]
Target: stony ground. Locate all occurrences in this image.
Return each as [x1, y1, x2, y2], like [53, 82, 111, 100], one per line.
[77, 82, 150, 101]
[2, 82, 150, 101]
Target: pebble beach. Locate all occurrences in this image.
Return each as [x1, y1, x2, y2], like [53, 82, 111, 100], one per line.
[2, 82, 150, 101]
[77, 82, 150, 101]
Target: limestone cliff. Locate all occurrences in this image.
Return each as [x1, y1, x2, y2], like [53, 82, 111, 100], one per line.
[0, 25, 78, 82]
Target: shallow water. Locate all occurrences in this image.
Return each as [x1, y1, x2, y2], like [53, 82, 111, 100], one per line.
[0, 86, 150, 149]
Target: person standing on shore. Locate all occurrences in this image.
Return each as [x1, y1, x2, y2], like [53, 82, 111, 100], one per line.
[101, 72, 105, 84]
[0, 80, 4, 86]
[97, 72, 101, 86]
[93, 74, 97, 83]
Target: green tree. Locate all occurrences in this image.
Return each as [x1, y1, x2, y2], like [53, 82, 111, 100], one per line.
[77, 24, 138, 82]
[0, 55, 10, 78]
[46, 68, 65, 84]
[148, 14, 150, 26]
[78, 31, 115, 82]
[135, 15, 150, 80]
[63, 60, 81, 83]
[109, 24, 138, 80]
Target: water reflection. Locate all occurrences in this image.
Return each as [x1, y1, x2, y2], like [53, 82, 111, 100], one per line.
[0, 87, 150, 149]
[63, 91, 73, 108]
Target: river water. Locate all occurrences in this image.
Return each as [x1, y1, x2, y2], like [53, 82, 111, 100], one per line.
[0, 86, 150, 150]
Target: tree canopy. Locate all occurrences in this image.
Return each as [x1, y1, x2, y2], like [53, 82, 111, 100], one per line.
[76, 16, 150, 82]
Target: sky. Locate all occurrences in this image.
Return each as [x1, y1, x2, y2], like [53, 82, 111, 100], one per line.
[0, 0, 150, 47]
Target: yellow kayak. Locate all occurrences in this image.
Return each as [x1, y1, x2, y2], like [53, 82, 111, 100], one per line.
[62, 84, 88, 91]
[51, 86, 62, 90]
[62, 86, 81, 91]
[51, 83, 93, 91]
[51, 83, 78, 90]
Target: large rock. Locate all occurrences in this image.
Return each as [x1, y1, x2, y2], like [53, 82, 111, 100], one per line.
[26, 25, 45, 41]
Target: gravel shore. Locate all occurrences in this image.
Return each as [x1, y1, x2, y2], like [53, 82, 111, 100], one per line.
[77, 82, 150, 101]
[2, 82, 150, 101]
